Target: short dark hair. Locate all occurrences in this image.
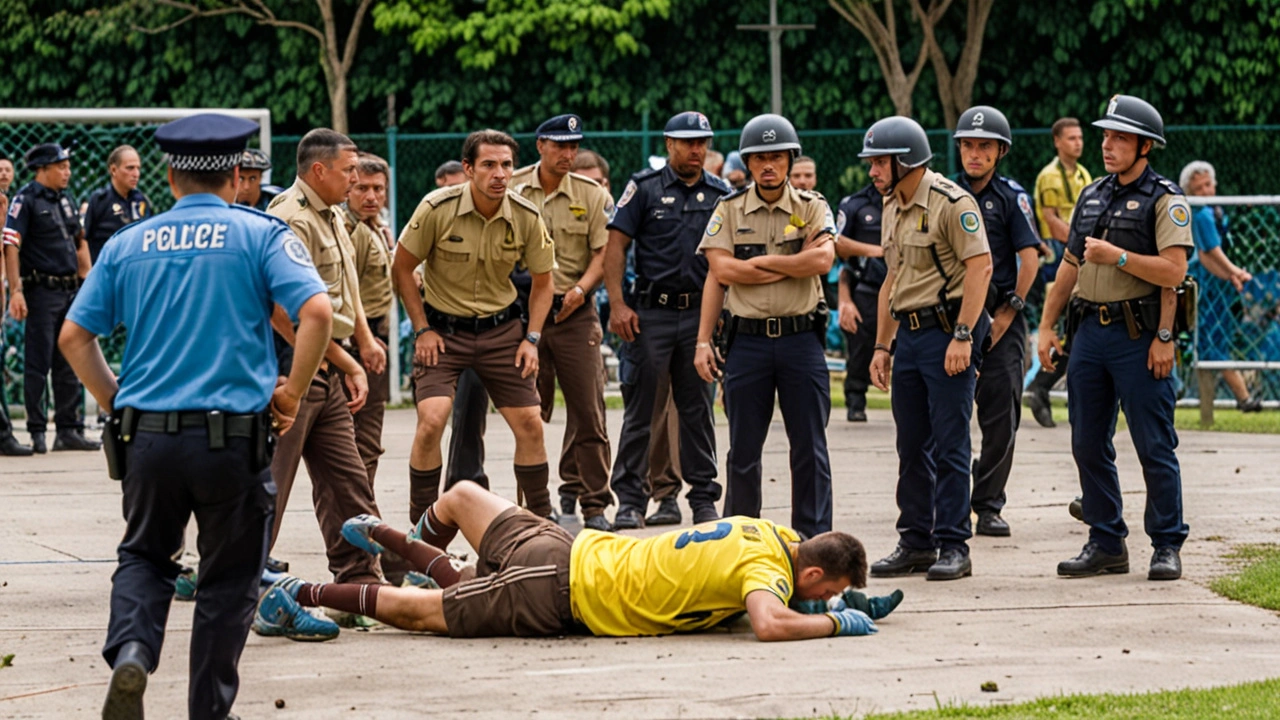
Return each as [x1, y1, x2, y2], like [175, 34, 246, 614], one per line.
[461, 130, 519, 167]
[435, 160, 464, 181]
[573, 148, 610, 177]
[107, 145, 138, 169]
[172, 167, 237, 194]
[797, 531, 867, 588]
[1051, 117, 1081, 138]
[296, 128, 358, 174]
[357, 152, 389, 180]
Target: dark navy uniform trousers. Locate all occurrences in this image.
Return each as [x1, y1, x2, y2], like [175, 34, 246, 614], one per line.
[891, 316, 989, 553]
[610, 305, 721, 511]
[1067, 317, 1188, 554]
[723, 331, 832, 538]
[23, 284, 83, 432]
[103, 427, 274, 720]
[971, 313, 1027, 514]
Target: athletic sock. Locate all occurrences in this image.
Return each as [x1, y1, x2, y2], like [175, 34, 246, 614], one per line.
[514, 462, 552, 517]
[298, 583, 381, 618]
[415, 504, 459, 551]
[409, 466, 442, 525]
[370, 523, 462, 587]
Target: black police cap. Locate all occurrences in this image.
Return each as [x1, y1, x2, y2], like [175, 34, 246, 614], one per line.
[536, 114, 584, 142]
[24, 143, 71, 171]
[154, 114, 259, 172]
[664, 111, 714, 139]
[240, 148, 272, 171]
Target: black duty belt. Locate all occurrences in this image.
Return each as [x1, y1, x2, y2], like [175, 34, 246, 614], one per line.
[892, 301, 961, 333]
[133, 411, 257, 438]
[1074, 298, 1143, 327]
[733, 313, 815, 338]
[21, 271, 80, 291]
[425, 303, 519, 334]
[636, 280, 701, 311]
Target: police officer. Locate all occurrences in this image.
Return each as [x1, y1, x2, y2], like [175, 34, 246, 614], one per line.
[2, 142, 99, 453]
[342, 152, 395, 484]
[511, 114, 616, 532]
[604, 111, 730, 528]
[266, 128, 388, 592]
[235, 147, 284, 211]
[834, 183, 886, 422]
[0, 153, 31, 455]
[81, 144, 152, 264]
[952, 106, 1041, 537]
[392, 129, 557, 522]
[694, 113, 837, 538]
[1038, 95, 1191, 581]
[863, 116, 993, 582]
[59, 113, 331, 719]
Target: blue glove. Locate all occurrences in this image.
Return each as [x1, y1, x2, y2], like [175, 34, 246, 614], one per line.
[841, 588, 905, 620]
[792, 599, 829, 615]
[827, 608, 877, 637]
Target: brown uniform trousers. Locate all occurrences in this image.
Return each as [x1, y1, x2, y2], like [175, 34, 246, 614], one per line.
[647, 374, 682, 502]
[350, 315, 390, 485]
[270, 370, 383, 583]
[537, 303, 613, 518]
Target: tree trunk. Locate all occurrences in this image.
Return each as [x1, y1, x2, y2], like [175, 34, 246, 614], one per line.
[829, 0, 933, 119]
[329, 74, 348, 134]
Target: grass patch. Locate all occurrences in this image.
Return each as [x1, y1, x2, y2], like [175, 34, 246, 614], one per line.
[1210, 544, 1280, 611]
[789, 677, 1280, 719]
[1034, 401, 1280, 435]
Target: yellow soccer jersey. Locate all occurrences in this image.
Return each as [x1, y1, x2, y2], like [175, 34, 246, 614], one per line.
[569, 516, 800, 637]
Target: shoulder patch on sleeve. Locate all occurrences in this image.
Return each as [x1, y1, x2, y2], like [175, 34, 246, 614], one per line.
[423, 184, 465, 209]
[1168, 201, 1190, 227]
[616, 180, 639, 209]
[705, 212, 724, 237]
[7, 196, 21, 218]
[282, 232, 314, 266]
[960, 210, 982, 233]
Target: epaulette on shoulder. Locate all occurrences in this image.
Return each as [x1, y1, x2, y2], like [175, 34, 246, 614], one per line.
[229, 202, 293, 229]
[423, 184, 465, 208]
[998, 176, 1027, 194]
[510, 164, 536, 183]
[1157, 177, 1183, 195]
[631, 167, 662, 183]
[929, 176, 965, 203]
[567, 171, 601, 189]
[508, 190, 541, 215]
[704, 173, 731, 192]
[719, 185, 749, 203]
[795, 187, 826, 203]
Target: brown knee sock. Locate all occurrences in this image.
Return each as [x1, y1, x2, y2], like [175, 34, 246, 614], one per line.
[415, 504, 459, 551]
[298, 583, 381, 618]
[370, 523, 462, 587]
[409, 466, 442, 525]
[514, 462, 551, 517]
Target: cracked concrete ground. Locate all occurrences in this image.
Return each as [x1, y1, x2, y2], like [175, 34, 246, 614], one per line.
[2, 405, 1278, 718]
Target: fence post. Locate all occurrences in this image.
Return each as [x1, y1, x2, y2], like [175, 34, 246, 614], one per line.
[386, 123, 403, 405]
[1198, 369, 1215, 427]
[640, 108, 651, 171]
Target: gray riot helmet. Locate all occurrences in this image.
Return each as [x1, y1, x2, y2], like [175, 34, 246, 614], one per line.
[954, 105, 1012, 147]
[858, 116, 932, 168]
[739, 114, 802, 157]
[1093, 94, 1166, 147]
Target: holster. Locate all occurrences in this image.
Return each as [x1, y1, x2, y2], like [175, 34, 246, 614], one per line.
[251, 410, 276, 473]
[102, 412, 128, 481]
[1122, 302, 1142, 340]
[1175, 275, 1198, 334]
[1064, 299, 1085, 350]
[714, 309, 733, 360]
[812, 302, 830, 343]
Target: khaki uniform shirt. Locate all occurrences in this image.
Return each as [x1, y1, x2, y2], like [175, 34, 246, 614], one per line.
[341, 204, 393, 320]
[511, 164, 610, 293]
[1034, 157, 1093, 239]
[1067, 194, 1193, 303]
[399, 183, 555, 317]
[697, 184, 836, 318]
[268, 178, 361, 339]
[883, 169, 991, 313]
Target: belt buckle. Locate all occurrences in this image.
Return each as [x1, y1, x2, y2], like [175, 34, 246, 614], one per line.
[1098, 305, 1112, 326]
[766, 317, 782, 338]
[908, 312, 921, 331]
[677, 293, 690, 310]
[658, 292, 669, 307]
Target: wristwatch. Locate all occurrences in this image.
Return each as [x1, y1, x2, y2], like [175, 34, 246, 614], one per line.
[525, 331, 542, 346]
[412, 326, 434, 341]
[1007, 292, 1026, 312]
[1157, 328, 1173, 343]
[952, 324, 972, 342]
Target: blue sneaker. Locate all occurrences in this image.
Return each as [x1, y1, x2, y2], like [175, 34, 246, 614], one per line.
[342, 514, 386, 556]
[251, 577, 339, 642]
[401, 571, 441, 590]
[173, 569, 197, 602]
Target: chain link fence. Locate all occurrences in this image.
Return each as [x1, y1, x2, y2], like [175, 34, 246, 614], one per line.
[2, 119, 1278, 413]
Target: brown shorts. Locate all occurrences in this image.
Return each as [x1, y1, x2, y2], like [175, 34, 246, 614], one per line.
[412, 319, 540, 409]
[442, 507, 576, 638]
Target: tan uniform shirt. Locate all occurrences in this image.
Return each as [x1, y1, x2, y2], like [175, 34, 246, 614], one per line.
[511, 164, 610, 293]
[1068, 194, 1193, 303]
[341, 204, 393, 320]
[697, 184, 836, 318]
[268, 178, 361, 339]
[399, 183, 555, 318]
[883, 169, 991, 313]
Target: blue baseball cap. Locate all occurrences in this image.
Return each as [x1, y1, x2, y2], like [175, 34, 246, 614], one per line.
[536, 114, 584, 142]
[664, 111, 714, 139]
[154, 114, 259, 172]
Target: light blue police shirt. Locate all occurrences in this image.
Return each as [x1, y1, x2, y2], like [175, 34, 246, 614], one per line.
[67, 194, 326, 413]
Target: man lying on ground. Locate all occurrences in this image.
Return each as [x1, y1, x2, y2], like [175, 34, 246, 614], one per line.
[253, 481, 902, 641]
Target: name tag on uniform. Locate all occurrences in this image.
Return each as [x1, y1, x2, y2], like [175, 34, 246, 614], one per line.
[141, 223, 228, 252]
